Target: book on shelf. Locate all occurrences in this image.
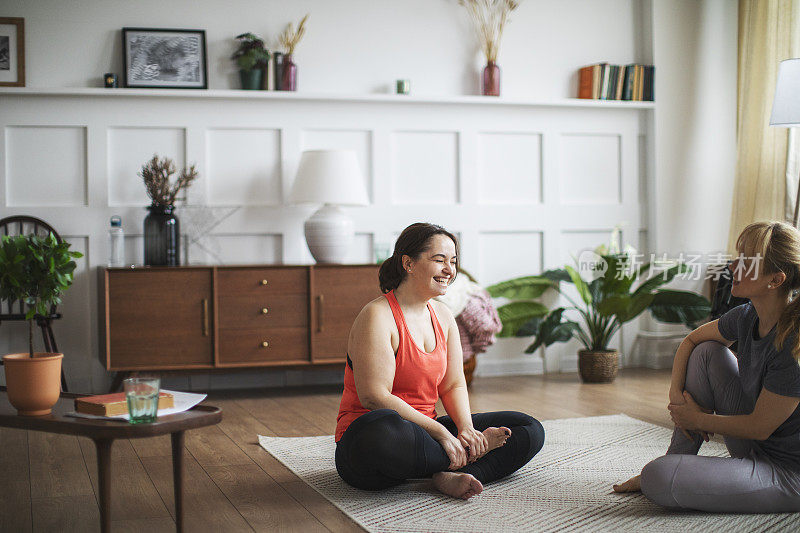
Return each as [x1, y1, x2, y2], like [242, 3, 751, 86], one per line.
[75, 391, 175, 416]
[576, 63, 654, 102]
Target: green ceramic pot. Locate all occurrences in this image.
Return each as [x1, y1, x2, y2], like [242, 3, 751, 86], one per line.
[239, 69, 264, 90]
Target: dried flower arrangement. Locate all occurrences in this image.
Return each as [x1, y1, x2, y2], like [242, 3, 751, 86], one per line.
[459, 0, 519, 63]
[278, 14, 309, 55]
[139, 154, 198, 206]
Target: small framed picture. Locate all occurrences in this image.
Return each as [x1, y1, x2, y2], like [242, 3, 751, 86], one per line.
[0, 17, 25, 87]
[122, 27, 207, 89]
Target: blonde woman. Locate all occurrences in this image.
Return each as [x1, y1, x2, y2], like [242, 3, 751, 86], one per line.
[613, 221, 800, 512]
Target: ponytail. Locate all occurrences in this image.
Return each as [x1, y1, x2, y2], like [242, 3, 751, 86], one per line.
[776, 295, 800, 361]
[378, 254, 405, 293]
[377, 222, 459, 294]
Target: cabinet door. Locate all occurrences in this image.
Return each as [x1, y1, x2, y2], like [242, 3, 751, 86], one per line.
[216, 267, 309, 365]
[105, 269, 213, 370]
[311, 265, 382, 362]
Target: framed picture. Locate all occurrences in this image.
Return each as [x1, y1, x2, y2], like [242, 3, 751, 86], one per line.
[0, 17, 24, 87]
[122, 27, 207, 89]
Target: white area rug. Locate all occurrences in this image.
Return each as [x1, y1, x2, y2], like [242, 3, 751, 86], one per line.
[258, 414, 800, 532]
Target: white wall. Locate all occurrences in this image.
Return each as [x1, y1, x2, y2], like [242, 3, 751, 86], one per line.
[0, 0, 738, 391]
[5, 0, 642, 97]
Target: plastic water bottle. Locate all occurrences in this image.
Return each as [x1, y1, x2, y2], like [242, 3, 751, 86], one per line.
[108, 216, 125, 267]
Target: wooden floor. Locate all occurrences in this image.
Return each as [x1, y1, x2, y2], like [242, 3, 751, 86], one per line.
[0, 368, 673, 532]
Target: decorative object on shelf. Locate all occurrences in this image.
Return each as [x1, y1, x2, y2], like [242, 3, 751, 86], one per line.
[459, 0, 518, 96]
[577, 63, 654, 101]
[396, 79, 410, 95]
[277, 14, 309, 91]
[103, 73, 118, 88]
[180, 205, 241, 264]
[770, 58, 800, 227]
[289, 150, 369, 263]
[487, 227, 711, 383]
[139, 154, 198, 266]
[232, 32, 271, 90]
[0, 231, 82, 415]
[122, 27, 208, 89]
[0, 17, 24, 87]
[272, 51, 284, 90]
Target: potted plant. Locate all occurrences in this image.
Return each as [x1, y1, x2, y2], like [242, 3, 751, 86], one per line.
[0, 233, 82, 415]
[232, 32, 271, 90]
[140, 154, 198, 266]
[487, 237, 711, 383]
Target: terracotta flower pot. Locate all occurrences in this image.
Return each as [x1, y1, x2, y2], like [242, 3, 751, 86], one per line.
[3, 352, 63, 416]
[578, 349, 618, 383]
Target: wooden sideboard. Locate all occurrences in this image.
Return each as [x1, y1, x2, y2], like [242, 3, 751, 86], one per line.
[99, 264, 381, 372]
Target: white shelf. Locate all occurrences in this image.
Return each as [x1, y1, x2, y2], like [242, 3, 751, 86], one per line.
[0, 87, 655, 109]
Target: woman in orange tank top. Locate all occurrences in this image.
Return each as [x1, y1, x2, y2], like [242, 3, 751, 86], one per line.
[335, 223, 544, 500]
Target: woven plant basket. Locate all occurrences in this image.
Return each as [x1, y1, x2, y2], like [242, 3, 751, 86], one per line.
[463, 357, 477, 386]
[578, 349, 618, 383]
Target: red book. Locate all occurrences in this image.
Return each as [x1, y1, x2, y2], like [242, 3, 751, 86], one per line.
[75, 391, 174, 416]
[578, 66, 594, 99]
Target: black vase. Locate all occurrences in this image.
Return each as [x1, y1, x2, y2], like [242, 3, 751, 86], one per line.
[144, 204, 180, 266]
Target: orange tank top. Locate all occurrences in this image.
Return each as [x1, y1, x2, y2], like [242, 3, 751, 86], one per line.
[334, 290, 448, 441]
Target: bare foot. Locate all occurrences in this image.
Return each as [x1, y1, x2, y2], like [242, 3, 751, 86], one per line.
[432, 471, 483, 500]
[612, 474, 641, 493]
[481, 426, 512, 456]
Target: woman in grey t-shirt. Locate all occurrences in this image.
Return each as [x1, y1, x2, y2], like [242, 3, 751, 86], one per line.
[613, 221, 800, 513]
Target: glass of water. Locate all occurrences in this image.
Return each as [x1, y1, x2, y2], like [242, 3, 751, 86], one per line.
[123, 377, 160, 424]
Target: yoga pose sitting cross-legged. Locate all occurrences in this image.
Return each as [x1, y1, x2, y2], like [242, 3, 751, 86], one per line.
[335, 222, 544, 500]
[613, 221, 800, 513]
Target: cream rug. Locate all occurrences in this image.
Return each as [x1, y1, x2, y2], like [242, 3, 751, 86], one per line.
[258, 414, 800, 532]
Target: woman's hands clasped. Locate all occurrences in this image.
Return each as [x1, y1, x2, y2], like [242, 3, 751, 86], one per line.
[668, 389, 713, 442]
[436, 431, 469, 470]
[457, 427, 489, 463]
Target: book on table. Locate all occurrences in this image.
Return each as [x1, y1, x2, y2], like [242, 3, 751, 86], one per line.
[75, 392, 175, 416]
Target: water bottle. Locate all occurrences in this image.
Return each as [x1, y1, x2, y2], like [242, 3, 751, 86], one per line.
[108, 216, 125, 267]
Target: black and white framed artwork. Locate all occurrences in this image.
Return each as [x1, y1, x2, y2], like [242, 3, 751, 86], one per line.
[0, 17, 24, 87]
[122, 28, 207, 89]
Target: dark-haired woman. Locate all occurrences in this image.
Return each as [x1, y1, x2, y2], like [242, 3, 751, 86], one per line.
[335, 222, 544, 499]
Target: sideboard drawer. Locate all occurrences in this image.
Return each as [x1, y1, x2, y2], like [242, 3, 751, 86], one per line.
[217, 267, 308, 296]
[218, 327, 308, 365]
[218, 294, 308, 329]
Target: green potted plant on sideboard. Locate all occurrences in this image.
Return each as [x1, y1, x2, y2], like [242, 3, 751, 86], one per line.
[487, 244, 711, 383]
[0, 233, 82, 415]
[232, 32, 271, 90]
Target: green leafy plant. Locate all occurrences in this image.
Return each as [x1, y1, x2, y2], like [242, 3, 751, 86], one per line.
[0, 233, 82, 358]
[487, 244, 711, 354]
[231, 32, 271, 71]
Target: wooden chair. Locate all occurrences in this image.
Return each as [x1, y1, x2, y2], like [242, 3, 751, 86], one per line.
[0, 216, 69, 392]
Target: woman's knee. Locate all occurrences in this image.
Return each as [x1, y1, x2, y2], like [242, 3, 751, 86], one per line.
[640, 455, 683, 509]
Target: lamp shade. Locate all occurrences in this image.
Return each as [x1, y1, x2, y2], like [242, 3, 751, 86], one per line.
[289, 150, 369, 205]
[770, 58, 800, 127]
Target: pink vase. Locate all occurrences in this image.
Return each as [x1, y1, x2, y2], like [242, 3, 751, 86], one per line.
[281, 54, 297, 91]
[482, 61, 501, 96]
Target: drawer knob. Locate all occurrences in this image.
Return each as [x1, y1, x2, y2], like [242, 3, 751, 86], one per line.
[261, 279, 268, 286]
[261, 308, 269, 314]
[261, 341, 269, 348]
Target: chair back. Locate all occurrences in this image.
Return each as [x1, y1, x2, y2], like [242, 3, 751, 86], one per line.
[0, 216, 64, 318]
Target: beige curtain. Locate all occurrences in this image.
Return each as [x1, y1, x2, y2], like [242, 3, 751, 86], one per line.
[728, 0, 799, 250]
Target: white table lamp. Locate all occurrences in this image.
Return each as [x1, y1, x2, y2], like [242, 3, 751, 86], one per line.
[289, 150, 369, 263]
[770, 58, 800, 227]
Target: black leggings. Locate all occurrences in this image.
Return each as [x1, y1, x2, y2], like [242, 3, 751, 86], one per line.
[335, 409, 545, 490]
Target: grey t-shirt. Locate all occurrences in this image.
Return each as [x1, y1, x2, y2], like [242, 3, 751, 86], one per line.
[718, 303, 800, 468]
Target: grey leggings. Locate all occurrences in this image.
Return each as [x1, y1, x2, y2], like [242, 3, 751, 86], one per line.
[640, 341, 800, 513]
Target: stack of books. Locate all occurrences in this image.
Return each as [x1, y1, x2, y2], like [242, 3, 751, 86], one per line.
[577, 63, 655, 101]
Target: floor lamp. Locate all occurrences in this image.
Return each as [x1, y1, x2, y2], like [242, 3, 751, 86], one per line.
[770, 58, 800, 228]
